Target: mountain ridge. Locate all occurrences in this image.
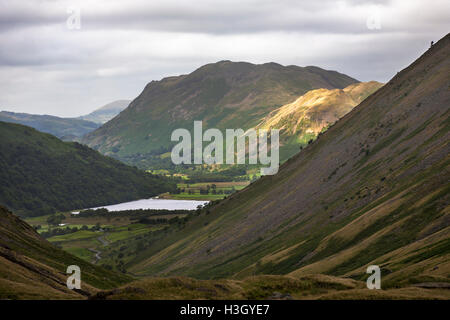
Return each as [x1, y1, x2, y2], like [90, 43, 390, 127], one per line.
[0, 110, 100, 141]
[118, 34, 450, 287]
[78, 100, 131, 124]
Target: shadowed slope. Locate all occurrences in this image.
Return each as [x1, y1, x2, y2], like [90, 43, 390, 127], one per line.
[257, 81, 383, 159]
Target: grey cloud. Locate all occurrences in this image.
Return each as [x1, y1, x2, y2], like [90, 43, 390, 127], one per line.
[0, 0, 412, 35]
[0, 0, 448, 116]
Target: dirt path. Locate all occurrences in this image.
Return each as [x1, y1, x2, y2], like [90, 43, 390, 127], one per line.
[88, 248, 102, 264]
[89, 233, 110, 264]
[97, 235, 109, 246]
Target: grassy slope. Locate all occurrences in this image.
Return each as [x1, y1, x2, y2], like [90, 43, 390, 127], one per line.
[123, 34, 450, 291]
[83, 61, 358, 161]
[78, 100, 131, 124]
[0, 121, 176, 217]
[0, 206, 131, 299]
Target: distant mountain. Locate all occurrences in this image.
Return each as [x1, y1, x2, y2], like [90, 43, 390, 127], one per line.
[0, 111, 100, 140]
[258, 81, 384, 159]
[83, 61, 358, 168]
[121, 34, 450, 289]
[0, 121, 177, 217]
[0, 100, 130, 142]
[79, 100, 131, 124]
[0, 206, 130, 299]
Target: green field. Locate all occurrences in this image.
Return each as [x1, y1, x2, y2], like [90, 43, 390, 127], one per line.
[162, 181, 250, 200]
[47, 230, 100, 242]
[64, 247, 95, 261]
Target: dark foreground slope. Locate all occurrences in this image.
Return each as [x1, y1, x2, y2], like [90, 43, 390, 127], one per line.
[124, 35, 449, 289]
[0, 121, 176, 217]
[92, 274, 450, 300]
[0, 206, 130, 299]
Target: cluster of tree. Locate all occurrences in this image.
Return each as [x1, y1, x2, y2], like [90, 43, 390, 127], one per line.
[174, 183, 237, 195]
[169, 170, 243, 183]
[119, 148, 176, 171]
[186, 167, 247, 183]
[74, 207, 191, 218]
[46, 213, 66, 226]
[137, 215, 186, 225]
[121, 153, 252, 183]
[199, 185, 236, 195]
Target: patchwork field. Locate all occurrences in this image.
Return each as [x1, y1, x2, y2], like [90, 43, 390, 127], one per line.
[24, 210, 187, 267]
[161, 181, 250, 200]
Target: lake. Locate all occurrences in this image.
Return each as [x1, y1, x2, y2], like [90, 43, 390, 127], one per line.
[72, 198, 209, 213]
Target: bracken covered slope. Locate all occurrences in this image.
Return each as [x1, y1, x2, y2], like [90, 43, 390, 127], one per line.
[257, 81, 383, 159]
[82, 61, 358, 164]
[125, 34, 449, 289]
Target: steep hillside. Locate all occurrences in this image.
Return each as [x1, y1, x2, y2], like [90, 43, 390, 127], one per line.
[79, 100, 131, 124]
[0, 121, 176, 217]
[258, 81, 383, 159]
[0, 206, 131, 299]
[0, 111, 100, 140]
[83, 61, 358, 168]
[121, 35, 450, 289]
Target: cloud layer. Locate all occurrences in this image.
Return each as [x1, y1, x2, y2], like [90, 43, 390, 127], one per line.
[0, 0, 448, 116]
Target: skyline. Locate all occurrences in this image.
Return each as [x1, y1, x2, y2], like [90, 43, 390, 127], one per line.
[0, 0, 449, 117]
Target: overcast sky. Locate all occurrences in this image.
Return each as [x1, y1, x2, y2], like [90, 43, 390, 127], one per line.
[0, 0, 448, 117]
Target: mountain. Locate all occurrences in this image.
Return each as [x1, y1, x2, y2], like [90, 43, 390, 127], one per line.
[0, 121, 176, 217]
[118, 34, 450, 289]
[258, 81, 384, 159]
[0, 205, 130, 299]
[0, 111, 100, 140]
[0, 100, 130, 142]
[79, 100, 131, 124]
[82, 61, 358, 168]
